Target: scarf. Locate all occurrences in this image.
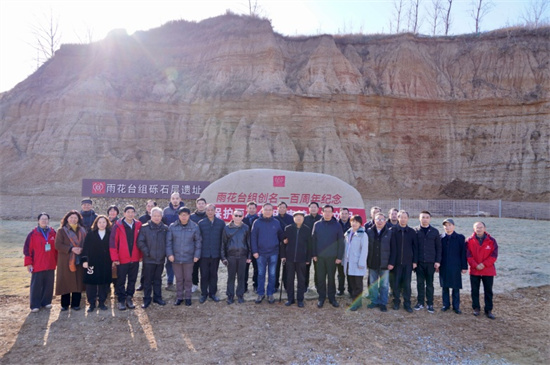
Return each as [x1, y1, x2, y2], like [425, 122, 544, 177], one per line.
[63, 225, 85, 272]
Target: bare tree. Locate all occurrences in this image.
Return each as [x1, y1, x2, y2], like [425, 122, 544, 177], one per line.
[30, 8, 62, 67]
[521, 0, 550, 28]
[247, 0, 263, 17]
[426, 0, 443, 35]
[74, 22, 94, 44]
[470, 0, 493, 34]
[443, 0, 453, 35]
[390, 0, 406, 33]
[408, 0, 422, 33]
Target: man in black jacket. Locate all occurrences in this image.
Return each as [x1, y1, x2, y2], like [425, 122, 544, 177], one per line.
[312, 205, 344, 308]
[304, 202, 322, 291]
[337, 208, 351, 296]
[275, 202, 293, 291]
[80, 198, 97, 232]
[190, 197, 207, 294]
[198, 204, 226, 303]
[414, 210, 442, 313]
[243, 201, 259, 293]
[366, 212, 392, 312]
[221, 209, 251, 304]
[136, 207, 168, 308]
[137, 199, 157, 291]
[282, 211, 312, 308]
[388, 210, 417, 312]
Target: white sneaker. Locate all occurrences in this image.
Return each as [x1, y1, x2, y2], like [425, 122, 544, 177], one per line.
[45, 304, 52, 309]
[191, 285, 198, 293]
[31, 308, 40, 313]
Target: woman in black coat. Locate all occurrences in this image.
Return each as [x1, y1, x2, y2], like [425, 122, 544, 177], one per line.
[439, 219, 468, 314]
[82, 215, 112, 312]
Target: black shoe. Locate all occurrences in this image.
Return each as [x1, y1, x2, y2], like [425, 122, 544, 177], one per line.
[238, 296, 245, 304]
[185, 299, 192, 306]
[298, 301, 304, 308]
[350, 304, 361, 311]
[61, 306, 68, 311]
[392, 303, 400, 310]
[379, 305, 387, 312]
[414, 303, 424, 311]
[227, 296, 234, 305]
[72, 306, 81, 311]
[199, 296, 207, 304]
[99, 304, 108, 311]
[473, 308, 480, 316]
[136, 285, 143, 291]
[317, 300, 325, 308]
[210, 295, 220, 303]
[367, 302, 378, 309]
[404, 306, 413, 313]
[126, 297, 135, 309]
[330, 300, 339, 308]
[427, 305, 435, 313]
[141, 301, 151, 309]
[454, 309, 462, 314]
[118, 302, 127, 310]
[486, 311, 495, 320]
[87, 306, 95, 312]
[174, 299, 183, 306]
[285, 300, 295, 306]
[153, 299, 166, 306]
[336, 290, 344, 296]
[441, 306, 450, 312]
[255, 295, 265, 304]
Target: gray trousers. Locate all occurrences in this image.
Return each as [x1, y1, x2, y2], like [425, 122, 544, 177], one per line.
[173, 262, 194, 300]
[30, 270, 55, 309]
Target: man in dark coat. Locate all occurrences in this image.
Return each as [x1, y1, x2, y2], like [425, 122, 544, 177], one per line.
[414, 210, 442, 314]
[281, 211, 312, 308]
[274, 202, 293, 291]
[388, 210, 418, 313]
[80, 198, 98, 232]
[243, 201, 260, 293]
[137, 199, 157, 291]
[439, 218, 468, 314]
[337, 207, 351, 296]
[366, 212, 392, 312]
[304, 202, 322, 291]
[312, 205, 344, 308]
[137, 207, 168, 308]
[197, 204, 226, 303]
[190, 197, 208, 293]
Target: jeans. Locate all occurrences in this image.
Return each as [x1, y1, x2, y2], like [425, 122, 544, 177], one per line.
[368, 269, 389, 305]
[470, 275, 494, 313]
[165, 258, 174, 285]
[256, 253, 278, 296]
[416, 262, 435, 306]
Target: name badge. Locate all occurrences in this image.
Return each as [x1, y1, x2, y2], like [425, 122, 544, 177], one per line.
[45, 243, 51, 252]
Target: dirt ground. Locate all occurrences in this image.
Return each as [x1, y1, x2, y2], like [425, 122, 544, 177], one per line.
[1, 218, 549, 364]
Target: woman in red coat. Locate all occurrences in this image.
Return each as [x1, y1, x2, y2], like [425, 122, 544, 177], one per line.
[23, 212, 57, 312]
[466, 221, 498, 319]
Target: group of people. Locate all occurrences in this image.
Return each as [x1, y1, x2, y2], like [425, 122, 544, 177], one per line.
[23, 194, 498, 319]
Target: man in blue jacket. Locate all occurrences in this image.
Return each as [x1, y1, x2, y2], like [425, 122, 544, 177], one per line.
[312, 205, 344, 308]
[251, 203, 284, 304]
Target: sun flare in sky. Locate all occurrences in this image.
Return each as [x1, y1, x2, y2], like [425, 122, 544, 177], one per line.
[0, 0, 545, 93]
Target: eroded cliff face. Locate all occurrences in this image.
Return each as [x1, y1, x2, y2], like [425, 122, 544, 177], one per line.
[0, 15, 548, 200]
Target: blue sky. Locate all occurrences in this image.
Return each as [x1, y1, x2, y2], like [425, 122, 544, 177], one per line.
[0, 0, 547, 92]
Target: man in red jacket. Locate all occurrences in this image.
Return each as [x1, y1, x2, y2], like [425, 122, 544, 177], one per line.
[466, 221, 498, 319]
[110, 205, 143, 311]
